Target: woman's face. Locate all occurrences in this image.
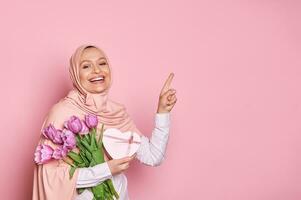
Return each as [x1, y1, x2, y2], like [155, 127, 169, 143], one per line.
[79, 47, 111, 94]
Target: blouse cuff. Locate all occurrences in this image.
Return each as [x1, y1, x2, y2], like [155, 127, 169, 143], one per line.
[76, 162, 113, 188]
[155, 112, 170, 128]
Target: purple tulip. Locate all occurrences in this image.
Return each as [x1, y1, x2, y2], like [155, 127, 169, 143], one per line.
[61, 129, 76, 150]
[65, 116, 82, 134]
[42, 124, 63, 144]
[52, 146, 68, 159]
[80, 120, 89, 135]
[34, 144, 54, 164]
[85, 114, 98, 129]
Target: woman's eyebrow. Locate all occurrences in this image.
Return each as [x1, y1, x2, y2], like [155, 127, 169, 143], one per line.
[97, 57, 106, 61]
[80, 57, 106, 64]
[80, 60, 90, 65]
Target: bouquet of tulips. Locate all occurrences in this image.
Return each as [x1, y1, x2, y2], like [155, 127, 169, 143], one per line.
[34, 114, 119, 200]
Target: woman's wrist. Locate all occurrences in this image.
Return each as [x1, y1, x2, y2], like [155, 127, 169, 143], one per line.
[156, 107, 170, 114]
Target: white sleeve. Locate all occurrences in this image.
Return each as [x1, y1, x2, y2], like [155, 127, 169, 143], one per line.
[76, 162, 113, 188]
[135, 112, 171, 166]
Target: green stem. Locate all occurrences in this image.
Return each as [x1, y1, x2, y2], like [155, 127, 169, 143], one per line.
[107, 179, 119, 199]
[98, 124, 105, 145]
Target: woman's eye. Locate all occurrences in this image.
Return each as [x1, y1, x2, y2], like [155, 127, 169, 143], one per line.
[99, 62, 107, 65]
[83, 65, 89, 69]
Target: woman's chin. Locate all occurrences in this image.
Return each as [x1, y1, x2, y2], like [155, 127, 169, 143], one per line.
[88, 85, 108, 94]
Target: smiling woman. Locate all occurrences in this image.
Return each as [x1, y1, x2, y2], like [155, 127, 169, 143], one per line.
[78, 47, 111, 94]
[32, 44, 177, 200]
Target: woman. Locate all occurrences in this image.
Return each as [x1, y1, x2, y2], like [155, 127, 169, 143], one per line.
[32, 44, 177, 200]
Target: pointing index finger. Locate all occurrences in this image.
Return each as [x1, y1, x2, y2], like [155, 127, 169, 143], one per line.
[160, 73, 174, 95]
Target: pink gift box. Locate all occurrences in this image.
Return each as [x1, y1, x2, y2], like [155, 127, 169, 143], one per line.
[102, 128, 141, 159]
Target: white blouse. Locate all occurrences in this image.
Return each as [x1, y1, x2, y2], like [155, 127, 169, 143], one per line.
[74, 112, 171, 200]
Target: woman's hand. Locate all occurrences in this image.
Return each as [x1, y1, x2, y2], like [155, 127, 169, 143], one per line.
[157, 73, 177, 113]
[107, 154, 136, 176]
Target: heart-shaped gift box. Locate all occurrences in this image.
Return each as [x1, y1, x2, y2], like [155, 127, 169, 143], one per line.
[102, 128, 141, 159]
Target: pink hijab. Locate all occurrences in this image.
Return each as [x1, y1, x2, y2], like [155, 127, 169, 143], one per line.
[32, 44, 142, 200]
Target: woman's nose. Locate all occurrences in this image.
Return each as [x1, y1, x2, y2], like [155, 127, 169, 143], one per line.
[93, 64, 101, 73]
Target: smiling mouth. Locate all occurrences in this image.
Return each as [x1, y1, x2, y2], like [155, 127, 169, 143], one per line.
[89, 75, 105, 84]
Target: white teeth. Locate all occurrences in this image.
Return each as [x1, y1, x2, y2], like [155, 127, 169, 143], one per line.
[90, 76, 104, 82]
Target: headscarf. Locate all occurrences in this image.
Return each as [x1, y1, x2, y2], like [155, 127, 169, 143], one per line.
[65, 44, 142, 133]
[32, 44, 142, 200]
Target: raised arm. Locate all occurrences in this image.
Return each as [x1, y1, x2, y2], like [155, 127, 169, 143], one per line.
[135, 112, 170, 166]
[135, 73, 176, 166]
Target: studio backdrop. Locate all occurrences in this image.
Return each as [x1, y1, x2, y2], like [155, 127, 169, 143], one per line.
[0, 1, 300, 200]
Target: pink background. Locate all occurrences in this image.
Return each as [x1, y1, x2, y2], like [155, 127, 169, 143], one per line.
[0, 0, 300, 199]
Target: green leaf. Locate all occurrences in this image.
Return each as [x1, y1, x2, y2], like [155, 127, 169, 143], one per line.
[84, 134, 91, 144]
[81, 140, 93, 153]
[90, 159, 97, 167]
[76, 136, 86, 150]
[68, 151, 84, 163]
[69, 166, 77, 179]
[77, 162, 86, 167]
[90, 130, 96, 150]
[92, 184, 104, 199]
[93, 129, 100, 148]
[85, 151, 92, 162]
[107, 179, 119, 199]
[91, 149, 104, 164]
[104, 182, 114, 199]
[79, 151, 90, 166]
